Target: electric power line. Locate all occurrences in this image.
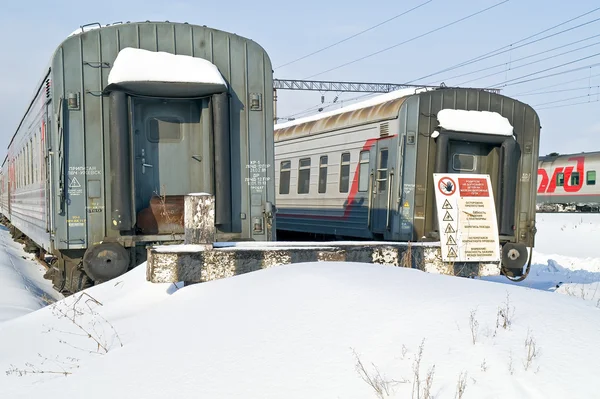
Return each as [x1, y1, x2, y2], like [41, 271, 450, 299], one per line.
[490, 52, 600, 88]
[440, 33, 600, 84]
[533, 91, 600, 107]
[536, 97, 600, 110]
[457, 40, 600, 86]
[513, 71, 600, 95]
[517, 85, 600, 96]
[409, 6, 600, 84]
[302, 0, 510, 80]
[274, 0, 433, 70]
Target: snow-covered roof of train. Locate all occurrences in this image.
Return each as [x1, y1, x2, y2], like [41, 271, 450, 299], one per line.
[275, 87, 434, 130]
[436, 109, 514, 136]
[107, 47, 227, 89]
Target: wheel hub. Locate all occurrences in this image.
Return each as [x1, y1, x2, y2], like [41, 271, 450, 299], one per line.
[83, 242, 130, 283]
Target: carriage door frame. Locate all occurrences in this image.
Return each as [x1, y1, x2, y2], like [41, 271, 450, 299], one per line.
[370, 138, 396, 234]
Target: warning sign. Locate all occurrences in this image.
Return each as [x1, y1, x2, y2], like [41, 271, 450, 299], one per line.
[433, 173, 500, 263]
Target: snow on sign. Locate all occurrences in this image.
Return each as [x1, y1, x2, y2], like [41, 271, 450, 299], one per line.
[433, 173, 500, 263]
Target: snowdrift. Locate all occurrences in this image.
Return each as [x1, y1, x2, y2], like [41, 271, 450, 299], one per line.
[1, 259, 599, 398]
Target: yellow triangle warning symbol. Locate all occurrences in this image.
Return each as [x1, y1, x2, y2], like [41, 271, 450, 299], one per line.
[442, 199, 452, 209]
[447, 235, 457, 246]
[448, 247, 458, 258]
[403, 201, 410, 208]
[443, 211, 453, 221]
[445, 224, 456, 234]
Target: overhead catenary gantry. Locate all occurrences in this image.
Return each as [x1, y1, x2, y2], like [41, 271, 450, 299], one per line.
[272, 79, 501, 121]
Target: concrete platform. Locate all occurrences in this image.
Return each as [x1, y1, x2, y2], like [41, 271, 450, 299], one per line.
[145, 241, 502, 284]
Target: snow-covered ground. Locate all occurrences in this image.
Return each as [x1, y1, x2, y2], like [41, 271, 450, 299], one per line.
[0, 213, 598, 398]
[0, 226, 63, 323]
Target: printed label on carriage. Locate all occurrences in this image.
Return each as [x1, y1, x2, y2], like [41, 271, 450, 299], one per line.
[433, 173, 500, 263]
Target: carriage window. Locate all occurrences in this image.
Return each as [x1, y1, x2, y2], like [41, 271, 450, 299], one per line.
[318, 156, 328, 194]
[279, 160, 291, 194]
[146, 116, 183, 143]
[339, 152, 350, 193]
[298, 158, 311, 194]
[377, 149, 389, 192]
[358, 151, 370, 192]
[587, 171, 596, 185]
[452, 153, 475, 172]
[571, 172, 580, 186]
[556, 172, 564, 186]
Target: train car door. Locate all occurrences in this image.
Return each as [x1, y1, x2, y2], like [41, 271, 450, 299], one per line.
[371, 138, 397, 234]
[447, 140, 498, 203]
[131, 98, 206, 234]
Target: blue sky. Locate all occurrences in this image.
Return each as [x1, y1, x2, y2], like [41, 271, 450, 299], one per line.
[1, 0, 599, 159]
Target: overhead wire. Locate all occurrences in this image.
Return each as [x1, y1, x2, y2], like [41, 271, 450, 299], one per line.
[439, 33, 600, 85]
[533, 91, 600, 107]
[302, 0, 510, 79]
[512, 71, 600, 95]
[274, 0, 433, 70]
[536, 97, 600, 110]
[517, 85, 600, 96]
[489, 53, 600, 88]
[407, 6, 600, 83]
[461, 45, 600, 86]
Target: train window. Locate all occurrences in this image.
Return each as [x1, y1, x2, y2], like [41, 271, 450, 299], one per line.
[556, 173, 564, 186]
[452, 153, 475, 172]
[146, 116, 183, 143]
[339, 152, 351, 193]
[587, 171, 596, 185]
[571, 172, 580, 186]
[358, 151, 370, 192]
[377, 149, 389, 192]
[318, 156, 328, 194]
[279, 160, 291, 194]
[298, 158, 311, 194]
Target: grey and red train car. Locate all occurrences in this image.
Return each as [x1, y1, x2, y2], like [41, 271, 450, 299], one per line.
[273, 87, 542, 279]
[0, 21, 276, 294]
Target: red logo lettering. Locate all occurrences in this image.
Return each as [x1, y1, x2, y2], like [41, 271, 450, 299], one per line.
[537, 156, 584, 194]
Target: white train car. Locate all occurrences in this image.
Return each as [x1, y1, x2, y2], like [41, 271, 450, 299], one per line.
[537, 151, 600, 212]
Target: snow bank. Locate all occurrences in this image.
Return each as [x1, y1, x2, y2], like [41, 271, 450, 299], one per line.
[0, 226, 63, 324]
[437, 109, 514, 136]
[1, 259, 599, 398]
[275, 87, 434, 130]
[106, 48, 227, 96]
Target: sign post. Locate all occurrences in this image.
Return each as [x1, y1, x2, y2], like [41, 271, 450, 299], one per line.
[433, 173, 500, 262]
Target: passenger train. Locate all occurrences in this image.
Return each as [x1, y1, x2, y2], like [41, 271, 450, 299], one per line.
[274, 87, 541, 280]
[0, 21, 276, 294]
[536, 151, 600, 212]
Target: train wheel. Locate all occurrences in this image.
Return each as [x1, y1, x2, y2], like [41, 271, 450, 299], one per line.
[82, 242, 130, 284]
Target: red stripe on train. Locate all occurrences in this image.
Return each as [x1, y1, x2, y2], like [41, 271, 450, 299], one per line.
[277, 135, 396, 221]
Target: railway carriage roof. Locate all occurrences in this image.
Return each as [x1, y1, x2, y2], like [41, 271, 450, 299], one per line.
[274, 87, 433, 142]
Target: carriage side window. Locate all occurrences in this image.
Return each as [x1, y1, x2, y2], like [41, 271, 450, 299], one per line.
[297, 157, 311, 194]
[318, 156, 328, 194]
[587, 170, 596, 185]
[570, 172, 580, 186]
[378, 149, 389, 192]
[339, 152, 351, 193]
[279, 160, 291, 194]
[556, 172, 564, 187]
[358, 151, 370, 192]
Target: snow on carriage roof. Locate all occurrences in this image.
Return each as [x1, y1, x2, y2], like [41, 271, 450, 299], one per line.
[437, 109, 514, 136]
[275, 87, 434, 130]
[107, 47, 227, 88]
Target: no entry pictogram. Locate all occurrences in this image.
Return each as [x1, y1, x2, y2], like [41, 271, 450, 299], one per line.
[438, 176, 456, 196]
